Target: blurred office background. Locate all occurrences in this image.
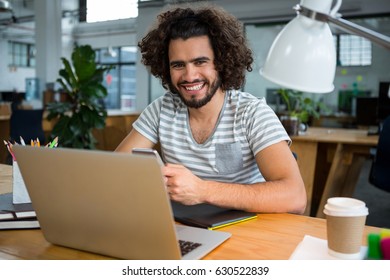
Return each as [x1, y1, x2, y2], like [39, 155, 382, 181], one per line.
[0, 0, 389, 113]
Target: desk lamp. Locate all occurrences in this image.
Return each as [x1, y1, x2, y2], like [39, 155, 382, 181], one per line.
[260, 0, 390, 94]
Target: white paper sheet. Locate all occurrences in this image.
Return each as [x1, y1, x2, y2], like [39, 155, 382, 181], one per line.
[289, 235, 367, 260]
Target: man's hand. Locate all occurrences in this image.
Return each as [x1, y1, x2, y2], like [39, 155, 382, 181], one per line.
[162, 163, 206, 205]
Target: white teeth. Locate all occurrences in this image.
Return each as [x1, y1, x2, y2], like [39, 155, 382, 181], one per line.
[185, 84, 203, 91]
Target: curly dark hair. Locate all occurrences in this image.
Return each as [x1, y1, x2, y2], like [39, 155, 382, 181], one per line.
[138, 4, 253, 91]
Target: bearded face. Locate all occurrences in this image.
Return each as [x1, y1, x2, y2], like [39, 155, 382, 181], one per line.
[168, 36, 222, 109]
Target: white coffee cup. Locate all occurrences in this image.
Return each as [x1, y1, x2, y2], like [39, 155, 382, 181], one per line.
[324, 197, 369, 259]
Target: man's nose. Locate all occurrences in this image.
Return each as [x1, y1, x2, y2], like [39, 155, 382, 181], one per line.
[182, 64, 198, 81]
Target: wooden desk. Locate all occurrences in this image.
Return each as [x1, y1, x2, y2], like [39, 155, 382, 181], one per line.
[290, 127, 379, 218]
[0, 164, 381, 260]
[43, 110, 140, 152]
[0, 163, 12, 194]
[311, 114, 356, 128]
[0, 212, 380, 260]
[92, 112, 139, 151]
[0, 116, 11, 164]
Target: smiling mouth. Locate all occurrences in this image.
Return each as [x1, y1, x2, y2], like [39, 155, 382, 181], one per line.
[182, 83, 205, 92]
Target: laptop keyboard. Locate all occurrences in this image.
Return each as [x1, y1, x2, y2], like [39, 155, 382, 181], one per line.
[179, 240, 202, 256]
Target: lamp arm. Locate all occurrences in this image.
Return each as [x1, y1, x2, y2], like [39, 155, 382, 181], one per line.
[296, 4, 390, 50]
[327, 16, 390, 50]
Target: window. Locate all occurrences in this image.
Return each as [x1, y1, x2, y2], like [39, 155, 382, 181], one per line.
[95, 46, 137, 110]
[336, 34, 372, 66]
[86, 0, 138, 22]
[8, 41, 36, 68]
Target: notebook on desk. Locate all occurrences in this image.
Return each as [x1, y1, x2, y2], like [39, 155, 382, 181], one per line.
[13, 146, 231, 260]
[171, 201, 257, 230]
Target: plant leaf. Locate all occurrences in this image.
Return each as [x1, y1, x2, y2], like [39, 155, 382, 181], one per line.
[47, 44, 109, 149]
[60, 57, 78, 88]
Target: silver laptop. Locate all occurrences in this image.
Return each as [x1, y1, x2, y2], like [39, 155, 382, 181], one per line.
[13, 146, 231, 260]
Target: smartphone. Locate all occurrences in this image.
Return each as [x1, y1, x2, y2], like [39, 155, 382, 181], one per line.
[132, 148, 164, 166]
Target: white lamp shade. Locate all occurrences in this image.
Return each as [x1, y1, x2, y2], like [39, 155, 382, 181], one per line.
[0, 0, 12, 12]
[260, 15, 336, 93]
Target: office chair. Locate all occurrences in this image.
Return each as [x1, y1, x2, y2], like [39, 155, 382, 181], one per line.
[9, 109, 46, 145]
[369, 115, 390, 192]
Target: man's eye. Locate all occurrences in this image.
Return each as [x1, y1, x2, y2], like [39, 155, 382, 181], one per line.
[194, 60, 206, 66]
[171, 63, 184, 69]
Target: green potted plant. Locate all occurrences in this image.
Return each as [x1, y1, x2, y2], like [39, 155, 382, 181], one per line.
[46, 45, 112, 149]
[277, 88, 330, 135]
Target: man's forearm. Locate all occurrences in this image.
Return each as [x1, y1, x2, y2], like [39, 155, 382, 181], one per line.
[200, 179, 306, 214]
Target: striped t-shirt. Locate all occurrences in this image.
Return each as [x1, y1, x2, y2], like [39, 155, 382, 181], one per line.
[133, 90, 290, 184]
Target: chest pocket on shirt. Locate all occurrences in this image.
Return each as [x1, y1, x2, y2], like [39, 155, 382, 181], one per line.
[215, 142, 243, 174]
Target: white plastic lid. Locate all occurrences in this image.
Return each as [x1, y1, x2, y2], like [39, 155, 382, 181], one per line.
[323, 197, 369, 217]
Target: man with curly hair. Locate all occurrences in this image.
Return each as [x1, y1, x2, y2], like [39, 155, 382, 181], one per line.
[116, 4, 306, 214]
